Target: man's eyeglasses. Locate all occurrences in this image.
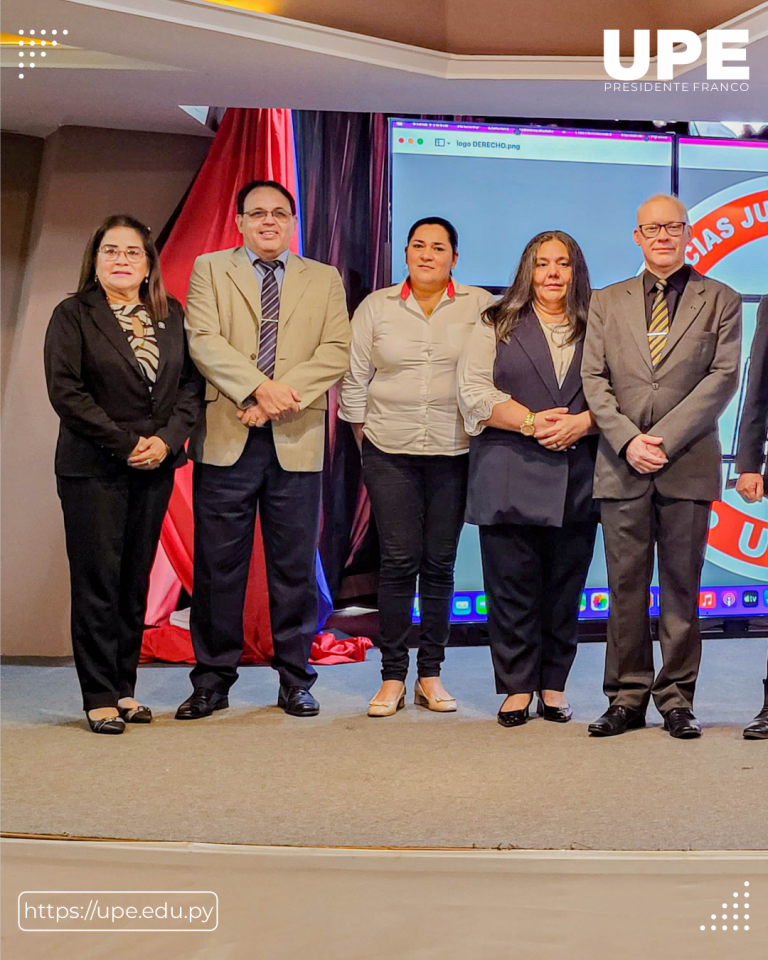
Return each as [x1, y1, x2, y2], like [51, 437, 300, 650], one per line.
[98, 245, 146, 262]
[242, 208, 293, 223]
[637, 222, 688, 239]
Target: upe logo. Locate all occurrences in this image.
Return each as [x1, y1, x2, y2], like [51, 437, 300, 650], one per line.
[604, 30, 748, 81]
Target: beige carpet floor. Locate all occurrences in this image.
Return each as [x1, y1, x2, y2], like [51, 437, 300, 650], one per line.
[2, 642, 767, 849]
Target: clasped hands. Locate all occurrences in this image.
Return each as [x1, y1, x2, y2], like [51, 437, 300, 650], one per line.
[128, 436, 169, 469]
[532, 408, 590, 451]
[625, 434, 668, 474]
[236, 380, 302, 428]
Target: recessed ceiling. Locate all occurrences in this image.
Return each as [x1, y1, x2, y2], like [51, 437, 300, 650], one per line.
[198, 0, 762, 57]
[1, 0, 766, 138]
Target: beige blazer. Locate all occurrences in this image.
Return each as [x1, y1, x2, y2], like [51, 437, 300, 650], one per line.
[581, 271, 741, 501]
[185, 247, 350, 472]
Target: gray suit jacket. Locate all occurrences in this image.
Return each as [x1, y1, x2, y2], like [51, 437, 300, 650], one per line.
[581, 270, 741, 501]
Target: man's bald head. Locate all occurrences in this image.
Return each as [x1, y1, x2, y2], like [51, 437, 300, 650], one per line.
[636, 194, 689, 226]
[633, 194, 692, 278]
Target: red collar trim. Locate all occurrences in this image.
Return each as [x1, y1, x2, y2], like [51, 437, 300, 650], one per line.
[400, 278, 456, 300]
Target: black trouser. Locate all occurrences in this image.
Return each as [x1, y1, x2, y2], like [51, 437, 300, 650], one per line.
[600, 489, 710, 713]
[479, 520, 598, 696]
[57, 471, 174, 711]
[190, 427, 321, 694]
[362, 438, 468, 682]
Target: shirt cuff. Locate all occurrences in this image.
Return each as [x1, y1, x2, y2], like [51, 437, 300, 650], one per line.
[462, 391, 511, 436]
[337, 405, 367, 424]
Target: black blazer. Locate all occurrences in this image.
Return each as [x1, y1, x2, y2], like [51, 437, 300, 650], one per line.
[44, 286, 204, 477]
[736, 295, 768, 476]
[466, 307, 598, 527]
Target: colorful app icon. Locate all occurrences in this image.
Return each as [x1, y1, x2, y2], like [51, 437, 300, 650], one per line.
[475, 595, 487, 616]
[590, 592, 609, 612]
[721, 591, 737, 608]
[452, 596, 471, 616]
[579, 592, 587, 612]
[698, 591, 716, 610]
[763, 588, 768, 607]
[743, 590, 759, 607]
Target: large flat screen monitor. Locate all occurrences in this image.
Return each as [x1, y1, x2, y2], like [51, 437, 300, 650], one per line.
[389, 120, 768, 621]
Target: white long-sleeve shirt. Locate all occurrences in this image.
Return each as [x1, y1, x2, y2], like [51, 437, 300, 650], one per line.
[338, 279, 494, 456]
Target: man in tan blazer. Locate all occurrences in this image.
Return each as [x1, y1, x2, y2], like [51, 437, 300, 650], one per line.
[582, 194, 741, 739]
[176, 179, 350, 720]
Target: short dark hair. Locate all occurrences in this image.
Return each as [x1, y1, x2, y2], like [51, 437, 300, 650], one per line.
[236, 180, 296, 215]
[77, 214, 169, 324]
[406, 217, 458, 253]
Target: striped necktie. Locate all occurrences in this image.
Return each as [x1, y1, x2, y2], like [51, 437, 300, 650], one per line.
[256, 259, 281, 379]
[648, 278, 669, 366]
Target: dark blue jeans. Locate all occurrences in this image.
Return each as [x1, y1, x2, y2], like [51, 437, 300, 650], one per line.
[362, 438, 468, 682]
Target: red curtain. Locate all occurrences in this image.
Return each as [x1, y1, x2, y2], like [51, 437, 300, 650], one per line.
[142, 108, 371, 666]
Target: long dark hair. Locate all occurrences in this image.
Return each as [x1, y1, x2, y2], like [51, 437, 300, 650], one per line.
[77, 214, 169, 323]
[483, 231, 591, 344]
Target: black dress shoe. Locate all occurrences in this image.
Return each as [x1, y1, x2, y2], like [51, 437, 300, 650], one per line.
[536, 698, 573, 723]
[662, 707, 702, 739]
[588, 704, 646, 737]
[744, 680, 768, 740]
[175, 689, 229, 720]
[86, 712, 126, 735]
[278, 685, 319, 717]
[497, 695, 532, 728]
[118, 704, 152, 723]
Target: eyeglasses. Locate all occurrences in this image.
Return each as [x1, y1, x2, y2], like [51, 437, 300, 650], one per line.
[241, 208, 293, 223]
[98, 245, 147, 262]
[637, 222, 688, 239]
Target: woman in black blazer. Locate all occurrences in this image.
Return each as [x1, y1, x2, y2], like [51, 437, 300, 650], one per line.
[458, 231, 598, 728]
[44, 214, 203, 734]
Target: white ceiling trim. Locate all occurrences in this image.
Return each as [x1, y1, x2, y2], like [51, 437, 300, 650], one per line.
[61, 0, 768, 81]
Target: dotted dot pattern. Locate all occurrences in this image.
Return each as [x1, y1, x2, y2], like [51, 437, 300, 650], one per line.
[14, 27, 69, 77]
[700, 881, 754, 932]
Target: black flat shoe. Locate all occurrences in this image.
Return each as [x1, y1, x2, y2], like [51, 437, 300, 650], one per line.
[588, 704, 646, 737]
[536, 698, 573, 723]
[175, 689, 229, 720]
[86, 712, 126, 735]
[118, 704, 152, 723]
[662, 707, 702, 739]
[743, 680, 768, 740]
[278, 685, 320, 717]
[497, 695, 532, 728]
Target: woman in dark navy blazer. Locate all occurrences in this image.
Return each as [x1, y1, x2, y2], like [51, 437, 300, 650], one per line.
[45, 215, 203, 734]
[458, 231, 598, 727]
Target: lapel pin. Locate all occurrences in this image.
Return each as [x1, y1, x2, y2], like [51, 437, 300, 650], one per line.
[158, 321, 166, 328]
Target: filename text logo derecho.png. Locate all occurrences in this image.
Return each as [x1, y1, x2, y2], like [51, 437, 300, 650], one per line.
[603, 30, 749, 93]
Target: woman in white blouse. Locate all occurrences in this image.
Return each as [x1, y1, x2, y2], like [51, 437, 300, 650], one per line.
[338, 217, 493, 717]
[458, 231, 599, 729]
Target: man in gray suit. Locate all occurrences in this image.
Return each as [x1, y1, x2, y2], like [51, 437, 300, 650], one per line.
[582, 194, 741, 738]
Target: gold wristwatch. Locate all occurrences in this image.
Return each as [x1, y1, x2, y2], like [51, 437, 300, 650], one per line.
[520, 410, 536, 437]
